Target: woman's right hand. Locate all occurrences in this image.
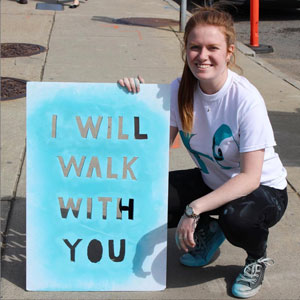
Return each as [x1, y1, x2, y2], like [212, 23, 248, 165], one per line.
[117, 75, 145, 94]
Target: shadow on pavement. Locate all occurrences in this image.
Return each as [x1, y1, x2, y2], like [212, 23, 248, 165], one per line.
[167, 262, 241, 296]
[1, 197, 26, 290]
[166, 227, 241, 296]
[91, 16, 179, 32]
[269, 109, 300, 167]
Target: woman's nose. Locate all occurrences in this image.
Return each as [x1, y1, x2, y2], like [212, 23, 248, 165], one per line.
[198, 48, 208, 60]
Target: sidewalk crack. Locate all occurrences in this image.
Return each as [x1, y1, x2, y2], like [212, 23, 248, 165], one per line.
[40, 12, 56, 81]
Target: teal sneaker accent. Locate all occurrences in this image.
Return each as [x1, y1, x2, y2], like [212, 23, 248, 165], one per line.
[180, 217, 225, 267]
[232, 256, 274, 298]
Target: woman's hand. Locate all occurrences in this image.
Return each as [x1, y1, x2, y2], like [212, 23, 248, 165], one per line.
[117, 75, 145, 93]
[175, 215, 197, 252]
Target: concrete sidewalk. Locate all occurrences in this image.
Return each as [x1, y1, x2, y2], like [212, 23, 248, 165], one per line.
[1, 0, 300, 299]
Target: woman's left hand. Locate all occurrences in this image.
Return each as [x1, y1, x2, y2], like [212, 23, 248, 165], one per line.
[175, 215, 197, 252]
[118, 75, 145, 93]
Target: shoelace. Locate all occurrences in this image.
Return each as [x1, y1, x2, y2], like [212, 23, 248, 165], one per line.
[193, 228, 207, 252]
[239, 257, 274, 285]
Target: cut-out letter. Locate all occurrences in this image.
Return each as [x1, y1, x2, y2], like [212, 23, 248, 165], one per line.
[86, 156, 102, 178]
[107, 157, 118, 179]
[52, 115, 57, 138]
[109, 239, 126, 262]
[98, 197, 112, 219]
[118, 116, 129, 140]
[58, 156, 86, 177]
[134, 117, 148, 139]
[107, 117, 112, 139]
[87, 239, 103, 263]
[63, 239, 82, 262]
[117, 198, 134, 220]
[76, 116, 103, 139]
[87, 197, 92, 219]
[122, 157, 138, 180]
[58, 197, 83, 218]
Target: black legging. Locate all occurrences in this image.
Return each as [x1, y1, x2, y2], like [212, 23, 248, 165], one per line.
[168, 168, 288, 259]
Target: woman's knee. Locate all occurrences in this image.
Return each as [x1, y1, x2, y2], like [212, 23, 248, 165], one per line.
[218, 199, 260, 231]
[218, 185, 288, 234]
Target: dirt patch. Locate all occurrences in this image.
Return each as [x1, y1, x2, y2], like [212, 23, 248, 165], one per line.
[1, 77, 27, 101]
[1, 43, 46, 58]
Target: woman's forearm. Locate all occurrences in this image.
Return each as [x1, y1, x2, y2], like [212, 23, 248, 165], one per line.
[189, 172, 260, 215]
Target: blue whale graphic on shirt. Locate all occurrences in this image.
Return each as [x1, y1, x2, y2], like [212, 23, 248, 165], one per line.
[212, 124, 239, 169]
[179, 124, 239, 173]
[179, 131, 213, 174]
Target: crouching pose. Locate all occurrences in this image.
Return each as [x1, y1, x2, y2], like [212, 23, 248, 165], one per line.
[118, 6, 288, 298]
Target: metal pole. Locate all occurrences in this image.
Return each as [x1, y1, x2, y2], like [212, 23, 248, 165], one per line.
[180, 0, 187, 32]
[250, 0, 259, 47]
[248, 0, 273, 53]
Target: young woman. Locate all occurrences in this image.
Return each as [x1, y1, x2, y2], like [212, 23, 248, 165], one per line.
[118, 6, 288, 299]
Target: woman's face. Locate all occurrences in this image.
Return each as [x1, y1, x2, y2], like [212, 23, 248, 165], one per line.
[186, 25, 234, 94]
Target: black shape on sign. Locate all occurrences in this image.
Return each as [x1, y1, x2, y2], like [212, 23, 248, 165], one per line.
[87, 239, 103, 263]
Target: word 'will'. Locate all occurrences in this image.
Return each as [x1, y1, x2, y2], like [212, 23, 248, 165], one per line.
[52, 115, 148, 140]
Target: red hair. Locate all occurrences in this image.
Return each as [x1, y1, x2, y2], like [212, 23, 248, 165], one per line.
[178, 6, 236, 133]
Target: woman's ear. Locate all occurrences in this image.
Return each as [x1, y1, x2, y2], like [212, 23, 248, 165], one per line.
[227, 44, 235, 61]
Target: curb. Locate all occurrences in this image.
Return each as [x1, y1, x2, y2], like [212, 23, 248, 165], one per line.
[236, 42, 300, 91]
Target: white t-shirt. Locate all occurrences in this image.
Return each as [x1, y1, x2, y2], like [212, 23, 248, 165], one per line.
[170, 70, 287, 190]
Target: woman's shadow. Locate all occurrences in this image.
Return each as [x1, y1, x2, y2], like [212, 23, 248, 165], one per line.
[133, 225, 241, 295]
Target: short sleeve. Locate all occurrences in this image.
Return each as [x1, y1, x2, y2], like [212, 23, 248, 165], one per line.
[239, 96, 276, 153]
[170, 78, 181, 128]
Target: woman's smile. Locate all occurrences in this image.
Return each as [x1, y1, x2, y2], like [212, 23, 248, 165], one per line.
[195, 63, 213, 70]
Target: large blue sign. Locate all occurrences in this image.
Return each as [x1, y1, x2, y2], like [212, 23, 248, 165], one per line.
[26, 82, 170, 291]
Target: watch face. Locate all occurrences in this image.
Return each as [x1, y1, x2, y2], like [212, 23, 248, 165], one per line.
[186, 206, 193, 216]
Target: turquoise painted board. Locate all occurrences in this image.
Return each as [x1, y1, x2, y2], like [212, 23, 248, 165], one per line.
[26, 82, 170, 291]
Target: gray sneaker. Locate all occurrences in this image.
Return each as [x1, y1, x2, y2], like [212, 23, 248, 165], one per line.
[232, 255, 274, 298]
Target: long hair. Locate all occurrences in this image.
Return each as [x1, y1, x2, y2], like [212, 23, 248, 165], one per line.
[178, 6, 237, 133]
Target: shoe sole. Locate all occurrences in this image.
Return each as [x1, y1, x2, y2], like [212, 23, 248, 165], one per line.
[232, 284, 262, 298]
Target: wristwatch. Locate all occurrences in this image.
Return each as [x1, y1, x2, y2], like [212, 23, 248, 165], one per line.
[184, 205, 200, 220]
